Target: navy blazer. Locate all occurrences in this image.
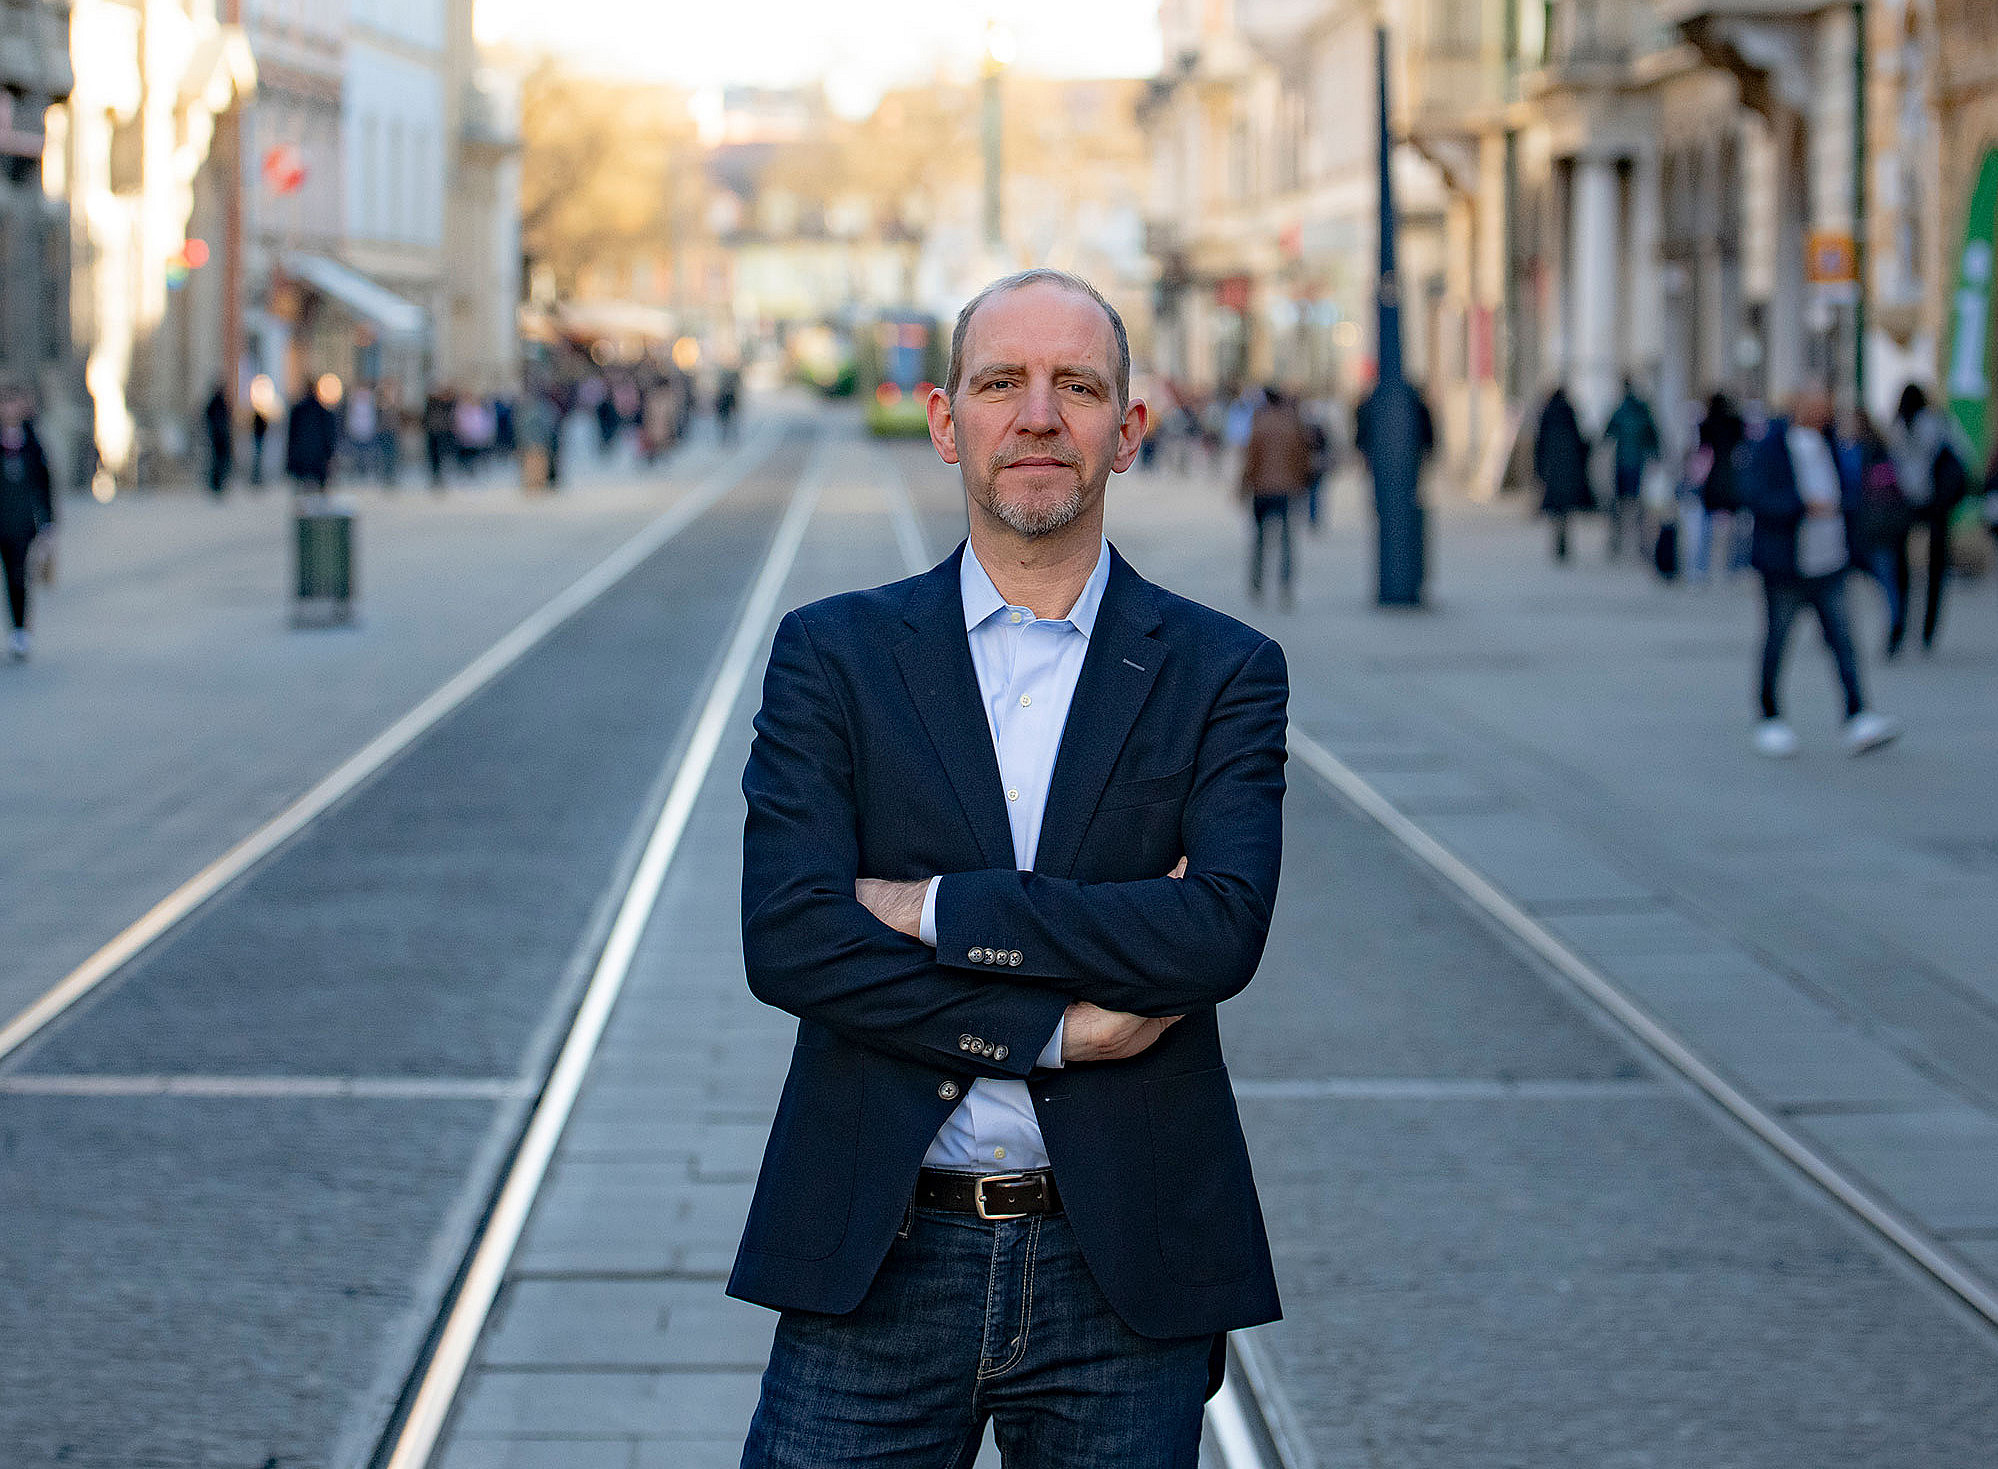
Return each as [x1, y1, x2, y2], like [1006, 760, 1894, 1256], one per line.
[729, 543, 1286, 1340]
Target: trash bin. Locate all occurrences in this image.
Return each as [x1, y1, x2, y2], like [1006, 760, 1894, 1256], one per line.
[293, 494, 356, 627]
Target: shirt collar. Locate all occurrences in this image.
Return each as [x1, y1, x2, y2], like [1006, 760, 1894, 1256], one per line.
[961, 538, 1111, 638]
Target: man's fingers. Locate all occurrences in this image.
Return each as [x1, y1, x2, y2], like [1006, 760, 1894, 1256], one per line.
[1169, 856, 1188, 879]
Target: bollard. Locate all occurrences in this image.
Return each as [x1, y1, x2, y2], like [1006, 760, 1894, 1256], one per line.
[293, 493, 357, 627]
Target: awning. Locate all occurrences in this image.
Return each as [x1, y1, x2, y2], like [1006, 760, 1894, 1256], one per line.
[283, 252, 428, 341]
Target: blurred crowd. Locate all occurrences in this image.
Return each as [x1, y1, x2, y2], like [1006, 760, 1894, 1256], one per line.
[1529, 376, 1998, 756]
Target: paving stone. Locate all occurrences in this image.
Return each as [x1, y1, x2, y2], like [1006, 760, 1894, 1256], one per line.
[1420, 810, 1654, 907]
[450, 1369, 762, 1439]
[438, 1436, 635, 1469]
[484, 1279, 775, 1369]
[1797, 1110, 1998, 1234]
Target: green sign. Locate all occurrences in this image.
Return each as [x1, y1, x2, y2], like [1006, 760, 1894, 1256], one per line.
[1945, 146, 1998, 465]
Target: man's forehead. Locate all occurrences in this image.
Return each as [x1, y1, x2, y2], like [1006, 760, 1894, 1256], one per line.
[962, 284, 1115, 370]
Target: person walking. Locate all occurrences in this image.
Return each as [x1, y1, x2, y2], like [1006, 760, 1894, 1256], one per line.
[1239, 385, 1313, 607]
[202, 384, 233, 497]
[1741, 388, 1898, 757]
[733, 269, 1286, 1469]
[0, 384, 54, 661]
[1694, 390, 1747, 579]
[1533, 384, 1592, 562]
[285, 375, 340, 493]
[1602, 378, 1661, 560]
[248, 374, 280, 488]
[1841, 411, 1914, 657]
[1886, 384, 1970, 654]
[714, 365, 742, 442]
[423, 386, 455, 489]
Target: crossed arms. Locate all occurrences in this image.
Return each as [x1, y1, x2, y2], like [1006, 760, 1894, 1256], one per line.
[739, 610, 1288, 1080]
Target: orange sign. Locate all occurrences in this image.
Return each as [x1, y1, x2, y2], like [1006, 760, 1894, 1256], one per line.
[1806, 231, 1857, 285]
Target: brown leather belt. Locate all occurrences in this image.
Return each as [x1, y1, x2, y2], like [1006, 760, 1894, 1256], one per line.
[914, 1168, 1063, 1220]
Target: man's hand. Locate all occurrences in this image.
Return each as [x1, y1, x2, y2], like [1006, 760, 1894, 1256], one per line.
[1061, 1002, 1182, 1063]
[854, 877, 929, 939]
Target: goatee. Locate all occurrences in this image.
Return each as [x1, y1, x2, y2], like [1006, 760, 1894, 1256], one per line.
[992, 484, 1085, 537]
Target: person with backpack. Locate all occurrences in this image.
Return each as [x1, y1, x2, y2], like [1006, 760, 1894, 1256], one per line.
[1839, 411, 1914, 657]
[1693, 391, 1747, 579]
[1603, 379, 1662, 560]
[1740, 388, 1899, 758]
[1886, 384, 1970, 654]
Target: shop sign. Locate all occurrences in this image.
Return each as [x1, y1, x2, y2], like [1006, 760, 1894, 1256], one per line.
[1945, 146, 1998, 463]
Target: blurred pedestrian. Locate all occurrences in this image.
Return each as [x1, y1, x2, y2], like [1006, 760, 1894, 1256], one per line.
[1533, 384, 1592, 562]
[1602, 378, 1661, 559]
[423, 385, 456, 489]
[286, 374, 341, 493]
[249, 374, 281, 488]
[1301, 404, 1333, 531]
[375, 380, 403, 486]
[1693, 390, 1747, 579]
[1841, 411, 1913, 657]
[0, 383, 54, 660]
[1239, 385, 1312, 607]
[714, 365, 741, 442]
[345, 382, 378, 482]
[202, 384, 233, 497]
[1886, 384, 1971, 654]
[1741, 388, 1898, 758]
[453, 392, 495, 476]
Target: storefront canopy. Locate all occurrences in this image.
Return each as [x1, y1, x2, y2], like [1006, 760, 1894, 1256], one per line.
[284, 252, 428, 342]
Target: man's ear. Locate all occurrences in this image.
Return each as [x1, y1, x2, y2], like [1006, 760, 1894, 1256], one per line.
[926, 387, 960, 465]
[1111, 398, 1149, 474]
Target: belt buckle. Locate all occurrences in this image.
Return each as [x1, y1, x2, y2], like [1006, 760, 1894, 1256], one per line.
[974, 1171, 1032, 1221]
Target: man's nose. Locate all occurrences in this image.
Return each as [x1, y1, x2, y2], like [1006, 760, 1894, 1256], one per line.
[1019, 379, 1062, 433]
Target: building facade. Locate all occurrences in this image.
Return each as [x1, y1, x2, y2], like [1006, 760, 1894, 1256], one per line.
[2, 0, 78, 482]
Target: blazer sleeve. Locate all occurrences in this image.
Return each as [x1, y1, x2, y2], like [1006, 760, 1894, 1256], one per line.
[932, 636, 1287, 1017]
[741, 611, 1068, 1077]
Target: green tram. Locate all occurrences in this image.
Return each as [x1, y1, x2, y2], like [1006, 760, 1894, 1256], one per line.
[857, 311, 947, 437]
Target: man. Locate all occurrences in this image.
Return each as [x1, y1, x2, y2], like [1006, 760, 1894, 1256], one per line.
[1741, 388, 1899, 758]
[285, 375, 341, 493]
[1886, 383, 1970, 654]
[1602, 378, 1661, 560]
[202, 384, 234, 497]
[733, 269, 1287, 1468]
[1239, 384, 1312, 606]
[1533, 383, 1592, 563]
[0, 383, 54, 661]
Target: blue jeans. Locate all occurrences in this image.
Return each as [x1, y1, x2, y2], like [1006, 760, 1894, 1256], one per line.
[1759, 571, 1864, 721]
[741, 1206, 1213, 1468]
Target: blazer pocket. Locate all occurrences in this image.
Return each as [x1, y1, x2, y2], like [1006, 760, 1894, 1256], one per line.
[1143, 1065, 1259, 1286]
[1099, 760, 1196, 812]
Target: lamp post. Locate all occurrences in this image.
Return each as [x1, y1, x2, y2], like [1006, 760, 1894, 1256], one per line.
[1356, 22, 1429, 606]
[982, 22, 1012, 252]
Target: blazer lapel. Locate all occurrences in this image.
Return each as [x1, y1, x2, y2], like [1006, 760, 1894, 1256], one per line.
[892, 546, 1015, 869]
[1034, 551, 1165, 879]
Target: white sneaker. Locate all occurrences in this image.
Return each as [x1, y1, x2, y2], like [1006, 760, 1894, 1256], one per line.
[1753, 719, 1799, 758]
[6, 629, 26, 661]
[1843, 710, 1901, 755]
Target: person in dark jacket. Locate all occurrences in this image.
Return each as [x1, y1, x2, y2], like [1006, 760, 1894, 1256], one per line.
[0, 385, 55, 660]
[1694, 391, 1746, 578]
[1602, 379, 1661, 559]
[1533, 385, 1592, 562]
[1839, 411, 1914, 656]
[1886, 383, 1969, 654]
[285, 375, 341, 492]
[1740, 389, 1898, 757]
[203, 384, 234, 497]
[1239, 386, 1311, 606]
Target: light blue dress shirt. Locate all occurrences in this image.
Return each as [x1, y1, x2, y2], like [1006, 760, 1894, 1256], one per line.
[914, 538, 1112, 1173]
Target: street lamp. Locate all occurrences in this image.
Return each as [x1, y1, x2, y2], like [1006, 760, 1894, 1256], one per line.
[982, 21, 1014, 252]
[1355, 22, 1430, 607]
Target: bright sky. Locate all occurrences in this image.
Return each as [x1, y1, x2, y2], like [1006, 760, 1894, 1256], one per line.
[473, 0, 1165, 116]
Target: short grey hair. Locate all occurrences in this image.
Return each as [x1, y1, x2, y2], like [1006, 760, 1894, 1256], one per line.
[945, 268, 1130, 410]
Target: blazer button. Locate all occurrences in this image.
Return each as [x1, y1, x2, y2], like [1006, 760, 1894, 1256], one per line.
[1008, 950, 1023, 966]
[980, 1041, 995, 1057]
[993, 1044, 1009, 1061]
[967, 947, 983, 963]
[982, 948, 997, 965]
[938, 1080, 961, 1101]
